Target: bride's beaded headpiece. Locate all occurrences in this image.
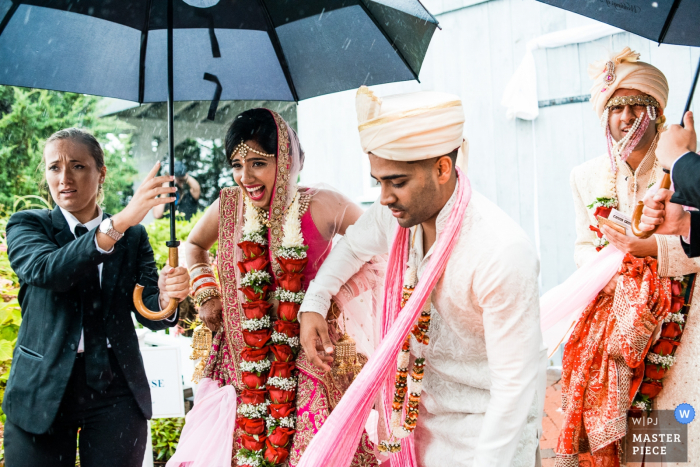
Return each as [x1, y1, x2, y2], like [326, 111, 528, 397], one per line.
[230, 141, 275, 162]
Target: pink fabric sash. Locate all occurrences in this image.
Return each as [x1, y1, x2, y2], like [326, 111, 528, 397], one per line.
[540, 245, 625, 357]
[165, 378, 237, 467]
[298, 168, 471, 467]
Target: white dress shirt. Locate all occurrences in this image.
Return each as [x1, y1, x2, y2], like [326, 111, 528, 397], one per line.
[59, 207, 173, 353]
[300, 184, 547, 467]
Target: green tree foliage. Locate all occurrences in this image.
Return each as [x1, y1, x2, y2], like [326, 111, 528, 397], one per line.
[145, 210, 217, 269]
[162, 138, 235, 207]
[0, 86, 137, 213]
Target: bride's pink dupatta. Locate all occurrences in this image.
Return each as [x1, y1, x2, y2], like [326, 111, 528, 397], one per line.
[298, 168, 472, 467]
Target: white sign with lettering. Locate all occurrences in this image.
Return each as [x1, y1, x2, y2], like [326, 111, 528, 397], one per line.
[140, 345, 185, 419]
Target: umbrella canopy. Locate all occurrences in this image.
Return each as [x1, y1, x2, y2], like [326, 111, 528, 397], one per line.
[536, 0, 700, 122]
[0, 0, 437, 103]
[536, 0, 699, 47]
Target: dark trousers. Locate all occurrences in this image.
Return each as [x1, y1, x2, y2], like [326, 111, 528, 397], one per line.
[4, 350, 148, 467]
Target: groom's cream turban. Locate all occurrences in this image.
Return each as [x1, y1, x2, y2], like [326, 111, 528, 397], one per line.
[355, 86, 467, 165]
[589, 47, 669, 118]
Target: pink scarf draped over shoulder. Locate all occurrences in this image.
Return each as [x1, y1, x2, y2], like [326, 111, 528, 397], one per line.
[298, 168, 472, 467]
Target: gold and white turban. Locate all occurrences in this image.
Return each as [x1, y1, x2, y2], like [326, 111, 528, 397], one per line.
[355, 86, 467, 166]
[589, 47, 669, 118]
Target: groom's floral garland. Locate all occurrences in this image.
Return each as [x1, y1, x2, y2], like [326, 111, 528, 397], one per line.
[632, 275, 694, 414]
[378, 241, 431, 453]
[236, 192, 308, 467]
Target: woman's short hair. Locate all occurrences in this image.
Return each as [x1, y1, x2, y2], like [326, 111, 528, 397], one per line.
[44, 127, 105, 169]
[224, 109, 277, 162]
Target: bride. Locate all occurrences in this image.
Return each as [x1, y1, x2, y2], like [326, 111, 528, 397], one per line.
[167, 108, 384, 467]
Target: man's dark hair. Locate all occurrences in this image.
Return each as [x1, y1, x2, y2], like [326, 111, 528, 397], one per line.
[225, 108, 277, 162]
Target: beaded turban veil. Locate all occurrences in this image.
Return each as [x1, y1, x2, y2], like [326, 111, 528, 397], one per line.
[355, 86, 469, 169]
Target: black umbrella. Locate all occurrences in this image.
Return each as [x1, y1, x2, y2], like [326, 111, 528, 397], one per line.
[535, 0, 698, 237]
[536, 0, 700, 122]
[0, 0, 438, 317]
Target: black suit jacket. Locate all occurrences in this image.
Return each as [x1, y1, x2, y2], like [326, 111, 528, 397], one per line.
[4, 206, 178, 434]
[671, 152, 700, 257]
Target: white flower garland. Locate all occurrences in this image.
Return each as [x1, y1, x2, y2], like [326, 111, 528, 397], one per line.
[240, 270, 272, 288]
[241, 315, 272, 331]
[281, 192, 305, 250]
[634, 400, 652, 412]
[235, 450, 264, 467]
[240, 359, 272, 373]
[664, 312, 685, 324]
[271, 331, 300, 349]
[243, 195, 266, 238]
[237, 401, 270, 419]
[266, 415, 296, 430]
[646, 352, 676, 369]
[267, 376, 297, 391]
[273, 289, 305, 304]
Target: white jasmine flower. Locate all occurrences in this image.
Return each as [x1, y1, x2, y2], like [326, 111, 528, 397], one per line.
[646, 352, 676, 369]
[266, 414, 296, 430]
[243, 196, 266, 237]
[240, 359, 271, 374]
[664, 312, 685, 324]
[267, 376, 297, 391]
[237, 401, 270, 419]
[241, 315, 271, 331]
[281, 192, 305, 249]
[273, 289, 305, 304]
[240, 270, 272, 288]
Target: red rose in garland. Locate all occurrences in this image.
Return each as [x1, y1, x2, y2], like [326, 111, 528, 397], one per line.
[240, 284, 270, 301]
[269, 361, 296, 378]
[660, 322, 682, 339]
[593, 206, 612, 219]
[240, 433, 266, 452]
[241, 371, 268, 389]
[645, 364, 667, 380]
[268, 427, 295, 447]
[238, 241, 266, 259]
[277, 256, 308, 274]
[589, 225, 604, 239]
[274, 320, 300, 338]
[241, 346, 269, 362]
[640, 381, 663, 398]
[278, 272, 304, 293]
[241, 388, 268, 405]
[242, 329, 272, 348]
[270, 344, 294, 362]
[269, 402, 296, 418]
[652, 338, 680, 356]
[671, 280, 682, 296]
[242, 300, 273, 319]
[671, 296, 685, 314]
[268, 387, 296, 404]
[264, 441, 290, 464]
[278, 302, 300, 321]
[238, 256, 270, 274]
[238, 417, 265, 435]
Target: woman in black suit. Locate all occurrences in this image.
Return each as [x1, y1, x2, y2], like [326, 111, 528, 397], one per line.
[3, 128, 190, 467]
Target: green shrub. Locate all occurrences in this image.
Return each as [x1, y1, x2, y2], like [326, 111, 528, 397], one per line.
[0, 211, 21, 425]
[151, 417, 185, 462]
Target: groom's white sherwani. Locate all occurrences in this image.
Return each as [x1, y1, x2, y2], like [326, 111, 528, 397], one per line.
[301, 185, 547, 467]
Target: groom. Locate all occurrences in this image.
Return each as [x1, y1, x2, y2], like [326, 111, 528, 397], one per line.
[299, 87, 546, 466]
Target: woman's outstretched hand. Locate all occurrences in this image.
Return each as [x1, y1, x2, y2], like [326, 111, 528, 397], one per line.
[112, 162, 176, 233]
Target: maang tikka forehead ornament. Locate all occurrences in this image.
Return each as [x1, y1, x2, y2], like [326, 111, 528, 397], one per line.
[230, 141, 275, 162]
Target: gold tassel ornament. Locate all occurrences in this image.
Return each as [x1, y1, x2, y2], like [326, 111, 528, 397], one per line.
[190, 323, 212, 383]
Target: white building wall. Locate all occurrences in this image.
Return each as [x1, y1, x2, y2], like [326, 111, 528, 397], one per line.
[297, 0, 700, 294]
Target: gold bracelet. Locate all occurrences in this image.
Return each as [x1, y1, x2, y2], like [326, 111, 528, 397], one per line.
[195, 287, 221, 307]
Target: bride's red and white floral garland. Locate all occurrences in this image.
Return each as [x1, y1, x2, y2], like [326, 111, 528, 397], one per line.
[235, 191, 308, 467]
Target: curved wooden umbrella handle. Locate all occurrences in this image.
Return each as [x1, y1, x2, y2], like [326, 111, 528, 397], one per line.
[134, 246, 179, 320]
[631, 171, 672, 239]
